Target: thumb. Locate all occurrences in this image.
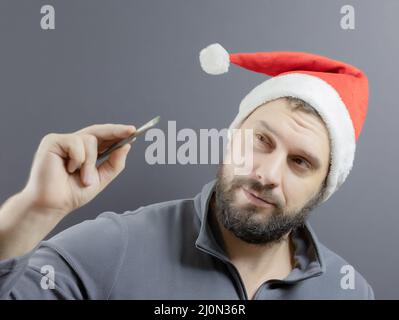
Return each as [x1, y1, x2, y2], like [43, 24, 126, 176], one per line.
[97, 143, 132, 188]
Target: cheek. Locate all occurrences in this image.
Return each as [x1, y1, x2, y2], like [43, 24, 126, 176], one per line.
[222, 163, 235, 182]
[282, 173, 318, 208]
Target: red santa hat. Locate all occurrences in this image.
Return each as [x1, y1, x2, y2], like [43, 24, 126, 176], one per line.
[199, 43, 369, 204]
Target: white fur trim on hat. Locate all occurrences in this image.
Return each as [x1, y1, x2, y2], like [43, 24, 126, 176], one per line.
[228, 73, 356, 204]
[199, 43, 230, 75]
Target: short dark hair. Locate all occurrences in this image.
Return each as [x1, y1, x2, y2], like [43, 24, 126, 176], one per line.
[284, 96, 322, 119]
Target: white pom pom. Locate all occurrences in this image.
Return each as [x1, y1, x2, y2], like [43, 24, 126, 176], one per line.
[199, 43, 230, 75]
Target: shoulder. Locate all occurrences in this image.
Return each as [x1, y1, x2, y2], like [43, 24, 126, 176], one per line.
[115, 197, 198, 227]
[110, 197, 200, 244]
[42, 211, 130, 274]
[45, 197, 197, 252]
[315, 242, 375, 299]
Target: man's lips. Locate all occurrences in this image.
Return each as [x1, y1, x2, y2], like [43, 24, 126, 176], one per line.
[241, 187, 276, 208]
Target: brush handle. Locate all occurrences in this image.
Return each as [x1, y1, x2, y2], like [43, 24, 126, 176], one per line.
[96, 135, 137, 163]
[96, 116, 160, 164]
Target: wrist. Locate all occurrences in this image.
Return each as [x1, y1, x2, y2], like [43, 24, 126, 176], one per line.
[0, 191, 66, 259]
[16, 187, 68, 218]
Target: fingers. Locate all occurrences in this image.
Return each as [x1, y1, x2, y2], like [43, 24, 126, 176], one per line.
[42, 124, 136, 188]
[58, 135, 86, 174]
[42, 133, 95, 186]
[60, 131, 133, 188]
[76, 124, 136, 142]
[80, 135, 98, 186]
[97, 143, 132, 189]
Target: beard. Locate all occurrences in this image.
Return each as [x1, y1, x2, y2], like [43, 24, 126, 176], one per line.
[213, 164, 325, 246]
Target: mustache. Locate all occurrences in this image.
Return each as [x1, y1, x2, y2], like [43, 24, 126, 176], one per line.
[230, 176, 284, 209]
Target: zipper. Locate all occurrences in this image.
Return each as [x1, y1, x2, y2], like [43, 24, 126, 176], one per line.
[252, 271, 324, 300]
[197, 244, 324, 300]
[196, 244, 249, 300]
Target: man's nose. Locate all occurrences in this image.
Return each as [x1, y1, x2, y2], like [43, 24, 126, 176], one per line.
[254, 151, 285, 188]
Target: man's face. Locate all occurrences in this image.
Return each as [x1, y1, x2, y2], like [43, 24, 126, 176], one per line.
[214, 98, 331, 245]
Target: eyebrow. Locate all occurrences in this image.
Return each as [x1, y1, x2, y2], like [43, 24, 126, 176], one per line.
[256, 120, 322, 169]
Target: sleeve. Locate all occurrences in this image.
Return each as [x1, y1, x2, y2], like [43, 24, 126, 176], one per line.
[0, 211, 128, 300]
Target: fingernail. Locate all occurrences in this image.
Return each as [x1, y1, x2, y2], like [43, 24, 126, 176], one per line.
[84, 173, 93, 186]
[68, 161, 76, 173]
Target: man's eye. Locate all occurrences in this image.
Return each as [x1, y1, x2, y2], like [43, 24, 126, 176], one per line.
[292, 157, 310, 169]
[255, 134, 267, 144]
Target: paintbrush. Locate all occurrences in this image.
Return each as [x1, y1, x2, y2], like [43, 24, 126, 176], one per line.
[96, 116, 160, 163]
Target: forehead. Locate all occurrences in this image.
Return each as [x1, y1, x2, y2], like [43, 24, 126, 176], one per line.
[241, 99, 330, 165]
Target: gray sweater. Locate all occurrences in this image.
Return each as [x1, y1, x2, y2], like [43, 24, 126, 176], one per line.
[0, 179, 374, 299]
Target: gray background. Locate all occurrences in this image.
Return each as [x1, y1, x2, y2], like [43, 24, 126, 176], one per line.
[0, 0, 397, 299]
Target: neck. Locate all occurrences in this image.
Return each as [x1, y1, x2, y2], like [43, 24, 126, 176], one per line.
[209, 194, 295, 280]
